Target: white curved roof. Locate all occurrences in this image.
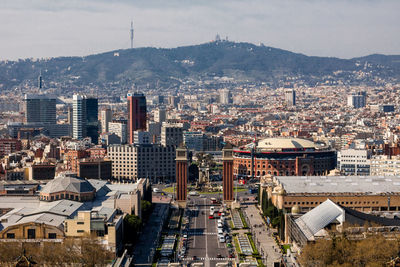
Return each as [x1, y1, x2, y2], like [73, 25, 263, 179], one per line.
[295, 199, 345, 240]
[254, 137, 316, 151]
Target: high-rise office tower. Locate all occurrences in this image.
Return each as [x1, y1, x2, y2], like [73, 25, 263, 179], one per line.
[73, 95, 86, 140]
[73, 95, 99, 143]
[347, 92, 366, 109]
[101, 108, 112, 133]
[284, 89, 296, 106]
[85, 97, 99, 144]
[220, 89, 232, 104]
[127, 93, 147, 144]
[24, 94, 56, 125]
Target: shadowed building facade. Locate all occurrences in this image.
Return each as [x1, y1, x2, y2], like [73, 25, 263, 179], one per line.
[175, 145, 188, 202]
[223, 143, 234, 202]
[127, 93, 147, 144]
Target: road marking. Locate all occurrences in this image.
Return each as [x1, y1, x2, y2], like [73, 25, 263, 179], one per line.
[187, 231, 217, 235]
[204, 198, 210, 267]
[183, 258, 235, 261]
[193, 203, 197, 248]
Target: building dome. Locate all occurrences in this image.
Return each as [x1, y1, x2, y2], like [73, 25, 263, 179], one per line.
[291, 205, 300, 214]
[254, 137, 316, 152]
[40, 172, 95, 202]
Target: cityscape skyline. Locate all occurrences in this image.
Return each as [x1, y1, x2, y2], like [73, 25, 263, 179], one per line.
[0, 1, 400, 266]
[0, 0, 400, 60]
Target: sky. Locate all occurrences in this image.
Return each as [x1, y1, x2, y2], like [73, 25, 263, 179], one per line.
[0, 0, 399, 60]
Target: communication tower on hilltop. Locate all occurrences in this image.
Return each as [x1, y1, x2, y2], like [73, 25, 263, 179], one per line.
[130, 21, 134, 49]
[38, 70, 43, 89]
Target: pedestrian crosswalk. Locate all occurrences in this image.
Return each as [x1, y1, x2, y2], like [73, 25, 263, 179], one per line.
[183, 257, 235, 261]
[187, 231, 217, 235]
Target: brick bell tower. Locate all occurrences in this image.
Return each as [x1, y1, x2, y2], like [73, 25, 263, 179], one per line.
[223, 143, 234, 202]
[175, 144, 188, 203]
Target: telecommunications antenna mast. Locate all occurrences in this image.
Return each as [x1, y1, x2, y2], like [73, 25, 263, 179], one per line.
[130, 20, 134, 49]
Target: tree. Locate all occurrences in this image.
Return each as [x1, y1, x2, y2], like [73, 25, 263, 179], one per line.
[141, 200, 152, 221]
[0, 236, 113, 266]
[124, 214, 142, 244]
[299, 233, 399, 267]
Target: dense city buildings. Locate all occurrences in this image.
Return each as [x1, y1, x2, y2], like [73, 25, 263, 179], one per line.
[0, 139, 22, 157]
[0, 39, 400, 267]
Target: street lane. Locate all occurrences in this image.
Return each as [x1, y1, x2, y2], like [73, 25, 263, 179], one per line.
[185, 196, 232, 267]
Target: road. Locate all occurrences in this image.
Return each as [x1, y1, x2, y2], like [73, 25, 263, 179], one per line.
[183, 196, 233, 267]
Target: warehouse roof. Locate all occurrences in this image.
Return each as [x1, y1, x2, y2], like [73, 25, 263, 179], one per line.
[275, 175, 400, 194]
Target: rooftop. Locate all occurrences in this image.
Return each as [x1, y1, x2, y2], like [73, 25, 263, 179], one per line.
[40, 173, 95, 195]
[244, 137, 318, 151]
[275, 175, 400, 194]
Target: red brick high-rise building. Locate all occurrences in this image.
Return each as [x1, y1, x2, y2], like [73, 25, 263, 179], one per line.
[223, 143, 234, 202]
[127, 93, 147, 144]
[175, 145, 188, 202]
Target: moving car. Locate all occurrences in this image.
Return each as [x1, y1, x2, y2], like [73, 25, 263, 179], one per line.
[153, 188, 160, 193]
[219, 236, 225, 243]
[189, 191, 199, 196]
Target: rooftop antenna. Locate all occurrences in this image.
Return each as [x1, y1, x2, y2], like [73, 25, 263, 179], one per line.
[130, 20, 134, 49]
[38, 70, 43, 90]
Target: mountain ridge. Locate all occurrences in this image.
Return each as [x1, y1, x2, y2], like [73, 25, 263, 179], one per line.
[0, 41, 398, 91]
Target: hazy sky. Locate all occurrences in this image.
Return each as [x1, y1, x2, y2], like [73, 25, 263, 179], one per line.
[1, 0, 399, 60]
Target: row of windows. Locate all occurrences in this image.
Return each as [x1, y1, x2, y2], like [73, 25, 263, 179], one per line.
[6, 232, 57, 239]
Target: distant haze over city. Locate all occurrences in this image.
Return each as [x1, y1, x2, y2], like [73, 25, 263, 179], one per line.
[0, 0, 399, 60]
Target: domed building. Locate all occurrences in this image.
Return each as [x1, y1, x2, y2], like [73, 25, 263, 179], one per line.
[233, 137, 336, 178]
[40, 172, 96, 202]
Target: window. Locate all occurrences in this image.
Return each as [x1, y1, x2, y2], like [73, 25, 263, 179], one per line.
[77, 230, 84, 233]
[27, 229, 36, 239]
[48, 233, 57, 239]
[77, 222, 84, 225]
[7, 233, 15, 239]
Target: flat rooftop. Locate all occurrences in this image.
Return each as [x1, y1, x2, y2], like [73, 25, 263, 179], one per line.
[275, 175, 400, 194]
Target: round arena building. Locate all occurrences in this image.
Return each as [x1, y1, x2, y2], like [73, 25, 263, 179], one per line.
[233, 137, 336, 178]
